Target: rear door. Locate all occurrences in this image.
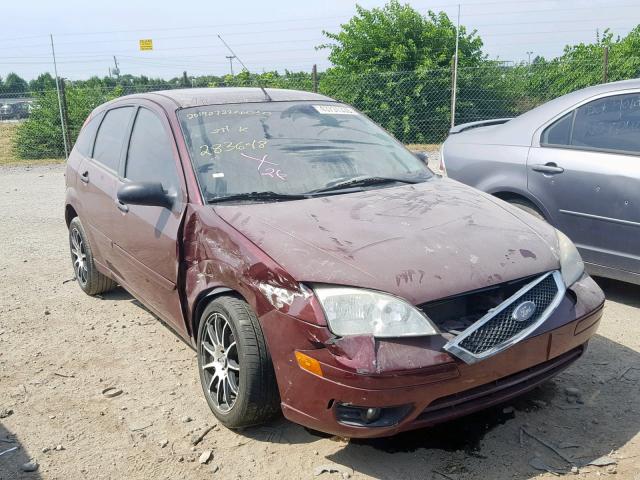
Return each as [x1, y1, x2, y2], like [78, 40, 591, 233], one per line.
[527, 91, 640, 275]
[78, 106, 135, 269]
[110, 103, 188, 335]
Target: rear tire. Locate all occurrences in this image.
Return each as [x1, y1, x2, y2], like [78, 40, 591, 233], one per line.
[507, 198, 546, 222]
[68, 217, 116, 295]
[197, 296, 280, 428]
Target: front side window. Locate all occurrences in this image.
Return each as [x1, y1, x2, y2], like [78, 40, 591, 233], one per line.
[125, 108, 180, 192]
[178, 102, 430, 200]
[93, 107, 134, 171]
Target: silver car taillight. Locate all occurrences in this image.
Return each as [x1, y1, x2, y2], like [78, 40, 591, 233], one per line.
[439, 144, 447, 175]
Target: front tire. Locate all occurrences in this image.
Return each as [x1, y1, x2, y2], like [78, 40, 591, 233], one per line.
[68, 217, 116, 295]
[197, 296, 280, 428]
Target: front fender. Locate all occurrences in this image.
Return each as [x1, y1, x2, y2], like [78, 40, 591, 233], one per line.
[182, 205, 320, 342]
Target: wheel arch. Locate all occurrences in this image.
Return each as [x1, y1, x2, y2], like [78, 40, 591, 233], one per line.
[191, 286, 246, 341]
[490, 189, 551, 222]
[65, 204, 79, 227]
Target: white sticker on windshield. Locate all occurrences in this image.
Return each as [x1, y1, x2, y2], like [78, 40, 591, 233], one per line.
[211, 172, 225, 178]
[313, 105, 358, 115]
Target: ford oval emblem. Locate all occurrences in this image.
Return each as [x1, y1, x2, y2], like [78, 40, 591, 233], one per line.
[512, 301, 537, 322]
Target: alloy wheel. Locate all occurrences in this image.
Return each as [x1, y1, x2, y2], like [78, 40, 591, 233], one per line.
[70, 228, 88, 286]
[200, 312, 240, 413]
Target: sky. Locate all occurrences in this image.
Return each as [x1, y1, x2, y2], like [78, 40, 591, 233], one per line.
[1, 0, 639, 81]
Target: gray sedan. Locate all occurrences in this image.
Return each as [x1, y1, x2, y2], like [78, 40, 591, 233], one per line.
[442, 79, 640, 285]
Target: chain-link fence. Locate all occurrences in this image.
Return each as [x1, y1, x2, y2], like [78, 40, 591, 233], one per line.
[1, 54, 638, 165]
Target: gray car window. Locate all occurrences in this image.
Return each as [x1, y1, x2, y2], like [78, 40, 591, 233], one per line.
[125, 108, 179, 192]
[93, 107, 134, 171]
[541, 112, 573, 146]
[571, 93, 640, 154]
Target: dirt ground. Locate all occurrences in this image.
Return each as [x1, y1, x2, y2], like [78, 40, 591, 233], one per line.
[1, 163, 639, 480]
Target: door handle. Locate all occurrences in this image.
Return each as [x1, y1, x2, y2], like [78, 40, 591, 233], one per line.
[80, 171, 90, 183]
[117, 201, 129, 213]
[532, 163, 564, 174]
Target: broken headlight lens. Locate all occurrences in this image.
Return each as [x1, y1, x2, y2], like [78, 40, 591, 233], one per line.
[313, 286, 438, 338]
[556, 229, 585, 287]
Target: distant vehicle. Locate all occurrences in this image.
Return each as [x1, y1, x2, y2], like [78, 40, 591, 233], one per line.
[0, 103, 13, 120]
[65, 88, 602, 438]
[12, 101, 31, 119]
[442, 79, 640, 286]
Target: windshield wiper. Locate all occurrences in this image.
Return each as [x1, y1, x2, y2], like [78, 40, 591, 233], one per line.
[309, 175, 424, 194]
[207, 191, 309, 204]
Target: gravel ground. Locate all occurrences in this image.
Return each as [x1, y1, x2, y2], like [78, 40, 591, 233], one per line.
[0, 163, 639, 480]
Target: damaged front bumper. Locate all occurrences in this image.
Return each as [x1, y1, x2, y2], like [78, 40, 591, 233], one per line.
[259, 275, 604, 438]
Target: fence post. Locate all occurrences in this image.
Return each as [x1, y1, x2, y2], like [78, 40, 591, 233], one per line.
[450, 4, 460, 128]
[312, 64, 318, 93]
[603, 46, 609, 83]
[50, 34, 69, 159]
[59, 79, 71, 153]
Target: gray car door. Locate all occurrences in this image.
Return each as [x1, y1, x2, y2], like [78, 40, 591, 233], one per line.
[526, 91, 640, 276]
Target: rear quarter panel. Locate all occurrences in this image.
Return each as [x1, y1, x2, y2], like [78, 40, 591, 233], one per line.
[444, 139, 530, 196]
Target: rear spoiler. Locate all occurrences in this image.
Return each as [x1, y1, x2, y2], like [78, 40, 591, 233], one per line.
[449, 118, 512, 134]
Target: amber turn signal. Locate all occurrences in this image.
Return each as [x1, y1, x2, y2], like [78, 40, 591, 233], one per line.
[295, 351, 323, 377]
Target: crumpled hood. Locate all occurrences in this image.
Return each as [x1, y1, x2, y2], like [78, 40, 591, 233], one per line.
[214, 177, 560, 305]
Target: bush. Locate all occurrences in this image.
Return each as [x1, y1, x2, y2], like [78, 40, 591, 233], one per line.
[13, 85, 119, 160]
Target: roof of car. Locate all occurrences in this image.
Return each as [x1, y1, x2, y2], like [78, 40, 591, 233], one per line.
[144, 87, 336, 108]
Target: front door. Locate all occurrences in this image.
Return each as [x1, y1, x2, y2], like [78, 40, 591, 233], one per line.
[527, 92, 640, 275]
[110, 104, 188, 335]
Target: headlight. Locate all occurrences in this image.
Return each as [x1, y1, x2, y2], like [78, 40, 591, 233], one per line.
[556, 229, 584, 287]
[313, 286, 438, 338]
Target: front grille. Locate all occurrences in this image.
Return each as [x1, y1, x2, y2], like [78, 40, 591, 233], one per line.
[444, 271, 565, 364]
[459, 274, 558, 354]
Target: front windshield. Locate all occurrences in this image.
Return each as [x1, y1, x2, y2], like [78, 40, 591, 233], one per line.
[178, 101, 431, 200]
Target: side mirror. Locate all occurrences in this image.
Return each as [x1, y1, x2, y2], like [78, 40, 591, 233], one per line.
[117, 181, 174, 210]
[415, 151, 429, 164]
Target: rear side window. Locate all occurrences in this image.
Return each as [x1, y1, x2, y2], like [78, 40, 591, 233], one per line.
[571, 93, 640, 154]
[541, 112, 573, 146]
[73, 112, 103, 157]
[92, 107, 134, 171]
[125, 108, 179, 192]
[541, 92, 640, 155]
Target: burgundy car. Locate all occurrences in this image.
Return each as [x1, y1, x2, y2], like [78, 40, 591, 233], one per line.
[65, 88, 604, 438]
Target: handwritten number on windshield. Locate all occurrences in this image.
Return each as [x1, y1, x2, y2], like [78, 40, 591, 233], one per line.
[240, 153, 287, 181]
[200, 140, 267, 156]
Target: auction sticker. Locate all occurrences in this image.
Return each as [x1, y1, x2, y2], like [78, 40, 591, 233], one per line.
[313, 105, 358, 115]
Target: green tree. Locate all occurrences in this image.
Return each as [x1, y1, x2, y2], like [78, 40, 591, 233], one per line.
[317, 1, 486, 142]
[319, 1, 483, 72]
[3, 72, 28, 94]
[28, 73, 56, 92]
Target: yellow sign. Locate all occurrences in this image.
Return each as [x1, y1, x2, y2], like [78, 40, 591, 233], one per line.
[139, 39, 153, 51]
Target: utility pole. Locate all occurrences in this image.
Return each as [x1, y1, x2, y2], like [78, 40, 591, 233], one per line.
[226, 55, 236, 76]
[111, 56, 120, 78]
[450, 4, 460, 129]
[50, 34, 69, 159]
[526, 51, 533, 65]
